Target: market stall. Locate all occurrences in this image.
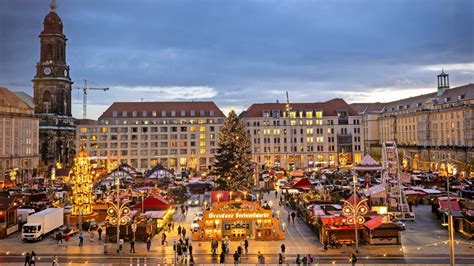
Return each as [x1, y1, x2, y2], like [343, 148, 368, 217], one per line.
[192, 199, 284, 241]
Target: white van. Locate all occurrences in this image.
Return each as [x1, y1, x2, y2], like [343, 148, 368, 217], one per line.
[275, 179, 288, 190]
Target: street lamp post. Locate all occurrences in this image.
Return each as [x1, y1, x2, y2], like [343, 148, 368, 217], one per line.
[447, 171, 455, 266]
[342, 175, 368, 253]
[106, 177, 131, 266]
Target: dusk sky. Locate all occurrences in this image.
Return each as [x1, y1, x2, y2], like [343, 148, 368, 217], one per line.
[0, 0, 473, 119]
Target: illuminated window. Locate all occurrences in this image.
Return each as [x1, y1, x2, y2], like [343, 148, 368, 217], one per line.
[305, 111, 313, 118]
[190, 126, 196, 132]
[200, 126, 206, 131]
[316, 111, 322, 119]
[263, 129, 271, 135]
[315, 119, 322, 125]
[200, 133, 206, 139]
[306, 120, 313, 126]
[327, 128, 334, 134]
[90, 135, 97, 141]
[200, 141, 206, 147]
[307, 137, 314, 143]
[199, 148, 206, 154]
[289, 111, 296, 118]
[316, 137, 323, 143]
[80, 127, 87, 133]
[306, 128, 314, 134]
[273, 129, 280, 134]
[290, 120, 296, 126]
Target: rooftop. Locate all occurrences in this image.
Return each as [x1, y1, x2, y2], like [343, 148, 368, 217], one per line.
[242, 98, 358, 117]
[99, 101, 225, 119]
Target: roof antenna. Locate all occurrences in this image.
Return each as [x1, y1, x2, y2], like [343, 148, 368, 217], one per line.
[141, 98, 144, 102]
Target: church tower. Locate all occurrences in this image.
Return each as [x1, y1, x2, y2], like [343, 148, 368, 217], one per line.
[33, 0, 76, 169]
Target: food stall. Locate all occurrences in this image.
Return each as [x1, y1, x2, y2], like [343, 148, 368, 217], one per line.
[192, 199, 284, 241]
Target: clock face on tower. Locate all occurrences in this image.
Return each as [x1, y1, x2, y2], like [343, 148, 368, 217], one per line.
[43, 67, 52, 75]
[64, 69, 68, 77]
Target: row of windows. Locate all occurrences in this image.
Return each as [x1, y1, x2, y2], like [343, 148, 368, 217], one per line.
[80, 125, 217, 134]
[112, 109, 216, 118]
[252, 127, 361, 136]
[88, 148, 216, 157]
[101, 118, 225, 126]
[82, 140, 216, 149]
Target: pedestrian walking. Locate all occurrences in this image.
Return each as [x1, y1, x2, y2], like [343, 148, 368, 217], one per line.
[181, 243, 187, 262]
[177, 225, 182, 236]
[257, 251, 265, 264]
[302, 255, 308, 265]
[291, 212, 296, 223]
[97, 227, 103, 240]
[168, 222, 172, 232]
[233, 250, 239, 265]
[275, 190, 278, 198]
[130, 239, 135, 253]
[296, 254, 301, 265]
[177, 243, 183, 262]
[52, 254, 59, 266]
[182, 228, 187, 238]
[287, 213, 291, 223]
[65, 234, 70, 248]
[146, 237, 152, 252]
[307, 254, 314, 264]
[219, 252, 225, 264]
[278, 253, 283, 265]
[244, 239, 249, 254]
[24, 252, 30, 266]
[237, 245, 243, 262]
[78, 233, 84, 247]
[162, 232, 168, 245]
[323, 239, 328, 252]
[350, 253, 357, 266]
[280, 243, 286, 254]
[30, 251, 37, 266]
[189, 243, 193, 256]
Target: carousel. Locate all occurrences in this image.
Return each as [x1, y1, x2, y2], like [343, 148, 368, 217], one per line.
[192, 199, 285, 241]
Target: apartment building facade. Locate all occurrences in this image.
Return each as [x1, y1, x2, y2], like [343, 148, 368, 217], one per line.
[0, 88, 40, 182]
[76, 102, 225, 172]
[241, 98, 364, 169]
[352, 72, 474, 176]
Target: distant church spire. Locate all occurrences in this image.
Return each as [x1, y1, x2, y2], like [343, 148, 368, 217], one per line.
[50, 0, 57, 12]
[437, 69, 449, 96]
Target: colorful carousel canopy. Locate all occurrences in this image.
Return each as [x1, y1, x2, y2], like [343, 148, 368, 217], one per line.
[353, 154, 382, 171]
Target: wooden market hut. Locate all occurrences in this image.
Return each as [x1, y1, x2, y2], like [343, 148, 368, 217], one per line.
[363, 216, 403, 244]
[0, 197, 18, 238]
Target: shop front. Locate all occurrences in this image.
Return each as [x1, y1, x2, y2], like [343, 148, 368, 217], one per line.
[192, 199, 284, 241]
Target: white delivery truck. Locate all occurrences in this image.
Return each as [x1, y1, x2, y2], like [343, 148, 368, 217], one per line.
[22, 208, 64, 241]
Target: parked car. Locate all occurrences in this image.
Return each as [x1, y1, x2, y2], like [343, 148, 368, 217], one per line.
[191, 217, 201, 232]
[187, 194, 202, 206]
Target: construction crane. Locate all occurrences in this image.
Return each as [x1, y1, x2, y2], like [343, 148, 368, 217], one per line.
[76, 80, 109, 119]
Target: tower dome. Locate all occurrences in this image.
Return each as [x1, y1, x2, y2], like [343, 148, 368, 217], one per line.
[42, 0, 63, 34]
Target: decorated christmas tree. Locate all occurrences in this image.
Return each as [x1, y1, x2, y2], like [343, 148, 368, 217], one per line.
[213, 110, 253, 191]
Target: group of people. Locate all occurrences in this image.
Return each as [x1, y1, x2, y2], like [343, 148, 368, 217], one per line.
[23, 251, 37, 266]
[295, 254, 314, 265]
[173, 237, 194, 263]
